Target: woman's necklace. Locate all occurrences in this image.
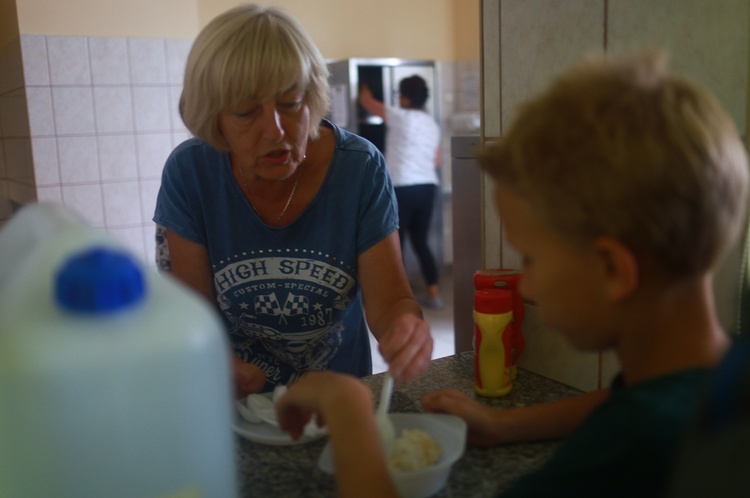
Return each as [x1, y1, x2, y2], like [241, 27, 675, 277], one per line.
[238, 162, 303, 222]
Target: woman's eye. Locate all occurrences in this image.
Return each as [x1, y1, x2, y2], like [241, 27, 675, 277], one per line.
[234, 107, 260, 119]
[279, 101, 302, 112]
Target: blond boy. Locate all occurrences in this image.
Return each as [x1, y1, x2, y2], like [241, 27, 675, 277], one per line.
[276, 51, 749, 498]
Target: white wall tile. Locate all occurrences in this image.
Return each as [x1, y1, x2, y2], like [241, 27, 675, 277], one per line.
[136, 133, 172, 179]
[608, 0, 748, 136]
[58, 136, 99, 183]
[165, 38, 192, 85]
[139, 178, 161, 223]
[98, 134, 138, 181]
[128, 38, 167, 85]
[20, 35, 50, 86]
[36, 185, 62, 203]
[167, 86, 184, 131]
[102, 180, 142, 226]
[108, 225, 147, 263]
[52, 86, 95, 135]
[61, 183, 104, 227]
[30, 137, 59, 185]
[25, 87, 55, 136]
[500, 0, 603, 131]
[172, 131, 192, 148]
[89, 37, 130, 85]
[47, 36, 91, 85]
[132, 87, 170, 132]
[94, 86, 134, 133]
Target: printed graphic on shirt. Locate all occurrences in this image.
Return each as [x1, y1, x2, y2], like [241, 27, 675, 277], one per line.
[213, 249, 357, 386]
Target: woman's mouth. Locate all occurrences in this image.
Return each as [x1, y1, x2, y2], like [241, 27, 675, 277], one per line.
[264, 149, 292, 165]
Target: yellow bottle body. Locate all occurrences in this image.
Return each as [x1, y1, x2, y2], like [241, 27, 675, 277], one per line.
[473, 309, 513, 397]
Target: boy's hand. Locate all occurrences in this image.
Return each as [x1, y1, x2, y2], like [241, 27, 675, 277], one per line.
[421, 389, 502, 446]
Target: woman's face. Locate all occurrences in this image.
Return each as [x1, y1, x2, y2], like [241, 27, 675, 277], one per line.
[219, 88, 310, 181]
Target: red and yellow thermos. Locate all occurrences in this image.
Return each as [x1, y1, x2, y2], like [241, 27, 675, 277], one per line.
[474, 269, 525, 381]
[473, 288, 514, 397]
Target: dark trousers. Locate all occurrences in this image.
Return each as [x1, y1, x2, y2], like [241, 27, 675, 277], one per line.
[395, 184, 439, 287]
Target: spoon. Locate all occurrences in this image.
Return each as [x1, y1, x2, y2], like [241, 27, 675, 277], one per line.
[375, 372, 396, 457]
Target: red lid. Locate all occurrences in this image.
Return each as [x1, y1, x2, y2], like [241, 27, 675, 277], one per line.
[474, 289, 512, 313]
[474, 268, 522, 290]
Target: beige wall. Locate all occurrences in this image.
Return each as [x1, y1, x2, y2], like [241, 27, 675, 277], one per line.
[15, 0, 199, 38]
[0, 0, 19, 47]
[14, 0, 480, 61]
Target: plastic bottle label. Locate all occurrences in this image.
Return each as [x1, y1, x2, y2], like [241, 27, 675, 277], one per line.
[473, 309, 513, 397]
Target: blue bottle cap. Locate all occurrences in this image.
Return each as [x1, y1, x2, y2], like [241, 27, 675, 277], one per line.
[55, 247, 146, 314]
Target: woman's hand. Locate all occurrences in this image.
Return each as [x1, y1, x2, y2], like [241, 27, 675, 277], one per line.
[421, 389, 503, 446]
[232, 354, 266, 399]
[378, 313, 433, 383]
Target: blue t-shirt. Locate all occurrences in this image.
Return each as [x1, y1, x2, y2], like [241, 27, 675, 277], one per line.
[499, 369, 711, 498]
[154, 121, 398, 391]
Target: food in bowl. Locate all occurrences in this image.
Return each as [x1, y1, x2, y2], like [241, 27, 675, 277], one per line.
[318, 413, 467, 498]
[389, 428, 442, 472]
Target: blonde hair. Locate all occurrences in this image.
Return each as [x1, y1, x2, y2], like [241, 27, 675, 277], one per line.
[180, 4, 331, 151]
[479, 50, 749, 279]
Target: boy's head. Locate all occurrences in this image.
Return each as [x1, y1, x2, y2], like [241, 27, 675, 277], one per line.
[479, 51, 748, 284]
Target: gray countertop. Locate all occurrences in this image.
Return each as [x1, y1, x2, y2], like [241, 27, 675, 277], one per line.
[235, 351, 583, 497]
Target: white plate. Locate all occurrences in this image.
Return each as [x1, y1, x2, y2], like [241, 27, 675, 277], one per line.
[232, 393, 327, 446]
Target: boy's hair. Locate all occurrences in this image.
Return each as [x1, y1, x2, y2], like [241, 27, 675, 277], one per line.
[478, 50, 749, 279]
[180, 4, 331, 151]
[399, 75, 429, 109]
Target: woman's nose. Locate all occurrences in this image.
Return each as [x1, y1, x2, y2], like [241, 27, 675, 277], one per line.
[259, 106, 284, 141]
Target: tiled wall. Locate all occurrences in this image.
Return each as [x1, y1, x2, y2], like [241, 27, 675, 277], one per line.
[0, 35, 34, 224]
[2, 34, 480, 269]
[480, 0, 749, 392]
[3, 34, 194, 266]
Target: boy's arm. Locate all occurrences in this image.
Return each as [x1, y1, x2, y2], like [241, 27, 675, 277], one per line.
[276, 372, 399, 498]
[421, 389, 609, 445]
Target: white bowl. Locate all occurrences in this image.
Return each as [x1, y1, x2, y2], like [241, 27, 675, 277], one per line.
[318, 413, 467, 498]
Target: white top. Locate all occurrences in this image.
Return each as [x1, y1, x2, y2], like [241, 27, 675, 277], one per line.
[384, 105, 440, 187]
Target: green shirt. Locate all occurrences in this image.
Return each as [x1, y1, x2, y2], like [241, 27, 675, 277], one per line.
[500, 369, 710, 498]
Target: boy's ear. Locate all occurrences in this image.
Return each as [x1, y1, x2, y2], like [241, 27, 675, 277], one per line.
[593, 237, 639, 302]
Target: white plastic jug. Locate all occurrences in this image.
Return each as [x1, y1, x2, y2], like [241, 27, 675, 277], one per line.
[0, 203, 238, 498]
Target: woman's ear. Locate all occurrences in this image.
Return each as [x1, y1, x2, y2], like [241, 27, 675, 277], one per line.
[593, 236, 639, 302]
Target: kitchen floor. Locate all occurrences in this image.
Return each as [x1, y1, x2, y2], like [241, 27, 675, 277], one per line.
[370, 265, 455, 374]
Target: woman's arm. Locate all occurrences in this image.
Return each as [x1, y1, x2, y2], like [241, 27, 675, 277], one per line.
[358, 232, 433, 382]
[165, 229, 215, 303]
[358, 84, 387, 120]
[165, 229, 266, 397]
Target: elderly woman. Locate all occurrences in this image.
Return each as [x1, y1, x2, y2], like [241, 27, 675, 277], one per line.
[153, 4, 432, 396]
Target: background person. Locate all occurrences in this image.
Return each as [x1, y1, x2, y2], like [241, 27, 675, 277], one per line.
[359, 76, 444, 309]
[276, 50, 749, 498]
[153, 4, 432, 397]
